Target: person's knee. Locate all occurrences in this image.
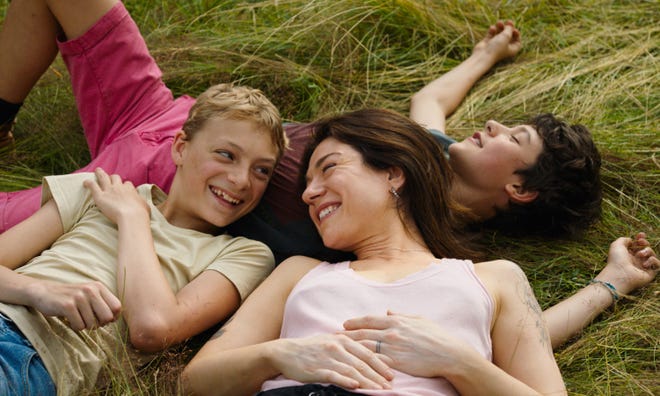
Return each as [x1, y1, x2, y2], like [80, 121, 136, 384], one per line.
[44, 0, 118, 40]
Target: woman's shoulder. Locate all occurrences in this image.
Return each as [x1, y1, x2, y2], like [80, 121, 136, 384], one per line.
[472, 259, 528, 303]
[473, 258, 524, 276]
[272, 255, 325, 282]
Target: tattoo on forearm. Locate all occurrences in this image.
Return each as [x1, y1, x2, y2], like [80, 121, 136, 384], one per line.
[516, 268, 551, 352]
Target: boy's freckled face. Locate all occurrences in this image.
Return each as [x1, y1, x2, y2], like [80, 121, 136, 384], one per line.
[174, 118, 278, 231]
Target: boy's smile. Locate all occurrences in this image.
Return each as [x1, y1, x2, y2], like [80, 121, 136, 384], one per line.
[162, 117, 278, 233]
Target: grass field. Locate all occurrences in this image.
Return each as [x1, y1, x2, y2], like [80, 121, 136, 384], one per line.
[1, 0, 658, 394]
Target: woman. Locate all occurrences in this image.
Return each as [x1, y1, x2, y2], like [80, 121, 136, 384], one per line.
[182, 108, 566, 395]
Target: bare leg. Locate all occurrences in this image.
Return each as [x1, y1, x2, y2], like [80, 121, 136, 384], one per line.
[0, 0, 60, 104]
[0, 0, 117, 145]
[46, 0, 117, 41]
[0, 0, 55, 148]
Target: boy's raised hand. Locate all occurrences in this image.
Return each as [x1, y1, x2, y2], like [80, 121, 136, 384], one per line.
[83, 168, 150, 225]
[473, 20, 522, 64]
[596, 232, 659, 295]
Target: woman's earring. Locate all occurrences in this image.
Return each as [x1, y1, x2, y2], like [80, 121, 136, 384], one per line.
[390, 187, 400, 199]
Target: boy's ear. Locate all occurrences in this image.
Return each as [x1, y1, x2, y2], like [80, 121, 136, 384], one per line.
[387, 166, 405, 190]
[171, 130, 188, 166]
[505, 183, 539, 204]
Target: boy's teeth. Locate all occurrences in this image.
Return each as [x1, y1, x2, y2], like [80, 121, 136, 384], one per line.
[211, 187, 240, 205]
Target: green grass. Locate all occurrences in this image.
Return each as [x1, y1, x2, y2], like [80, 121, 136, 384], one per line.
[1, 0, 658, 394]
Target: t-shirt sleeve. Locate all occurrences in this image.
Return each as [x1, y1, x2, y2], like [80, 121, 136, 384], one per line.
[41, 173, 97, 233]
[427, 128, 456, 154]
[205, 237, 275, 301]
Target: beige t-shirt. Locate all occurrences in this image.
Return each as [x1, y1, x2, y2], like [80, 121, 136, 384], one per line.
[0, 173, 274, 395]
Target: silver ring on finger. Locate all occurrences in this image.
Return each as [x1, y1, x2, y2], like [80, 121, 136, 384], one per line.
[376, 340, 382, 354]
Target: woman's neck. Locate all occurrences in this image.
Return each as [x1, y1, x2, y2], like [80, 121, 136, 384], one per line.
[352, 237, 433, 264]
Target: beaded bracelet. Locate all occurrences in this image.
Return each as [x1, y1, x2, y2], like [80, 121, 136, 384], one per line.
[589, 279, 620, 302]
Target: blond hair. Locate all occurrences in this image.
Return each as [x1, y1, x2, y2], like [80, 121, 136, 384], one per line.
[183, 83, 288, 158]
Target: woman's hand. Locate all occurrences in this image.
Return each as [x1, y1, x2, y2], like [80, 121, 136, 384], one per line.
[83, 168, 150, 225]
[596, 232, 659, 295]
[341, 311, 476, 378]
[26, 279, 121, 331]
[268, 334, 394, 390]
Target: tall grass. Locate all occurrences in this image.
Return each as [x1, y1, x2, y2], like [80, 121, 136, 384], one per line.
[1, 0, 658, 394]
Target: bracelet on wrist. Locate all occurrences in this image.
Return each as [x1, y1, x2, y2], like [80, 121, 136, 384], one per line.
[589, 279, 620, 302]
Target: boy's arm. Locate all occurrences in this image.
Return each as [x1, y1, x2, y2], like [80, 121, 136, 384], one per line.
[409, 21, 521, 133]
[0, 199, 62, 270]
[84, 168, 263, 352]
[543, 233, 658, 349]
[0, 199, 121, 329]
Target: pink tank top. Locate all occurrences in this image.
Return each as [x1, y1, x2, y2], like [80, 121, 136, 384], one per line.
[261, 258, 494, 395]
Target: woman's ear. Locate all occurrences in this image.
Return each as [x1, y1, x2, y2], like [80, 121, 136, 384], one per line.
[387, 166, 406, 190]
[504, 183, 539, 204]
[171, 130, 188, 166]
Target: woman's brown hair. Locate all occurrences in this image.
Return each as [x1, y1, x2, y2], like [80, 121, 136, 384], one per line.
[299, 108, 476, 260]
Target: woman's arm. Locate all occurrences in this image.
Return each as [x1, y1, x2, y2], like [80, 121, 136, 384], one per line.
[409, 21, 521, 133]
[343, 260, 565, 395]
[0, 199, 121, 329]
[544, 233, 658, 348]
[183, 256, 316, 395]
[182, 256, 393, 396]
[471, 260, 566, 395]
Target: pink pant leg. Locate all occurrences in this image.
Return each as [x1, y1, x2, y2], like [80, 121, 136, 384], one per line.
[58, 1, 175, 159]
[0, 3, 190, 233]
[0, 187, 42, 232]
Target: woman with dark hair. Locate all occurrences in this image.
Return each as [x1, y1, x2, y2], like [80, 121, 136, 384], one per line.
[182, 108, 567, 395]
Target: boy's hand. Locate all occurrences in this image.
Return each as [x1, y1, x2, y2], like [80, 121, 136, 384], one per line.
[83, 168, 150, 225]
[596, 232, 658, 295]
[473, 20, 522, 64]
[26, 279, 122, 331]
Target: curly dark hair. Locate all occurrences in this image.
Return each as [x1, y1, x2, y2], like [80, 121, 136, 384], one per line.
[482, 113, 602, 238]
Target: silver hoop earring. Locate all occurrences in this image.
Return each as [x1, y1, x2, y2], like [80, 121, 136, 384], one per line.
[390, 187, 400, 199]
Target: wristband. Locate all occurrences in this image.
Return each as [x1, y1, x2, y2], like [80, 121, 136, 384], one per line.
[589, 279, 620, 302]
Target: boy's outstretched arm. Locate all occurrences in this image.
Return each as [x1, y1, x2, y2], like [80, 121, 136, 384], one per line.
[0, 199, 121, 330]
[409, 21, 521, 133]
[543, 233, 659, 349]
